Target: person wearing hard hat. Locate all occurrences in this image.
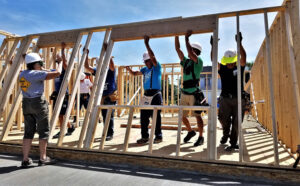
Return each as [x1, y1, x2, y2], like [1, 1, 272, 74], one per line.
[19, 52, 62, 168]
[126, 35, 163, 144]
[210, 32, 247, 151]
[175, 30, 206, 147]
[51, 42, 75, 139]
[73, 72, 93, 123]
[84, 48, 117, 141]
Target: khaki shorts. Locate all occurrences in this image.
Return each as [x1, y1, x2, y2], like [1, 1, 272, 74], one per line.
[180, 93, 201, 117]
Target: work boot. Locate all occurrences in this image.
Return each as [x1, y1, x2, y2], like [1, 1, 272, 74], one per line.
[194, 136, 204, 147]
[137, 138, 149, 144]
[220, 136, 228, 145]
[154, 136, 163, 144]
[225, 144, 239, 151]
[184, 131, 196, 143]
[66, 125, 75, 136]
[105, 135, 113, 141]
[52, 132, 60, 139]
[21, 158, 33, 168]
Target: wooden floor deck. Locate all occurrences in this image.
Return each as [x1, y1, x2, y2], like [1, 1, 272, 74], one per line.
[0, 114, 296, 167]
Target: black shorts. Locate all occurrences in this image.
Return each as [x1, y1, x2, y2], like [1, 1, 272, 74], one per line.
[22, 97, 49, 139]
[51, 92, 69, 115]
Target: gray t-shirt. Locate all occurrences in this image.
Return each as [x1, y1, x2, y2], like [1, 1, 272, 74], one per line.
[19, 70, 48, 98]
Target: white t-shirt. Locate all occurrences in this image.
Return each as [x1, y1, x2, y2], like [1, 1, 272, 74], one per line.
[80, 79, 93, 94]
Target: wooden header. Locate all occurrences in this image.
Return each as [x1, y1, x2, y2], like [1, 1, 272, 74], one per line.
[111, 15, 217, 41]
[36, 30, 81, 48]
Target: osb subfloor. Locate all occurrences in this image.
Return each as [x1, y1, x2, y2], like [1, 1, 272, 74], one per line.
[0, 114, 296, 167]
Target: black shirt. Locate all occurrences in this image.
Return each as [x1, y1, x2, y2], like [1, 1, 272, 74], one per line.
[218, 64, 245, 97]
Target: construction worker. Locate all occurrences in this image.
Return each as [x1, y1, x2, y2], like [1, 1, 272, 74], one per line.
[210, 32, 247, 151]
[175, 30, 205, 147]
[73, 72, 93, 123]
[126, 35, 163, 144]
[19, 52, 61, 167]
[51, 42, 75, 139]
[84, 48, 117, 141]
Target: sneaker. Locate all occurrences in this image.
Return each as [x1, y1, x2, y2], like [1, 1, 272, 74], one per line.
[225, 144, 239, 151]
[38, 156, 56, 166]
[137, 138, 149, 144]
[194, 136, 204, 147]
[184, 131, 196, 143]
[220, 136, 228, 145]
[154, 137, 163, 144]
[105, 135, 113, 141]
[21, 158, 33, 168]
[52, 132, 60, 139]
[66, 125, 75, 136]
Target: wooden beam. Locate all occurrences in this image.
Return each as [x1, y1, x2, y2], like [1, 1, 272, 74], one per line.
[99, 108, 113, 150]
[0, 37, 32, 119]
[123, 107, 134, 152]
[83, 38, 114, 149]
[148, 108, 158, 154]
[0, 88, 22, 141]
[78, 30, 110, 148]
[176, 109, 183, 157]
[264, 11, 280, 166]
[57, 32, 93, 146]
[208, 17, 219, 161]
[236, 13, 244, 163]
[36, 30, 81, 48]
[111, 15, 217, 41]
[48, 33, 83, 138]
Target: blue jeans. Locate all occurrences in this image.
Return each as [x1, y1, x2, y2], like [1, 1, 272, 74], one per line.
[101, 96, 116, 136]
[140, 90, 162, 139]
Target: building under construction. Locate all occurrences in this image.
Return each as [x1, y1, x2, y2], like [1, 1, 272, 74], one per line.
[0, 0, 299, 183]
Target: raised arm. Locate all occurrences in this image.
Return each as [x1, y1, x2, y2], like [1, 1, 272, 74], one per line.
[210, 35, 220, 69]
[185, 30, 198, 63]
[109, 57, 115, 71]
[144, 35, 157, 66]
[61, 42, 68, 70]
[236, 32, 246, 67]
[125, 66, 142, 76]
[45, 60, 62, 80]
[83, 48, 94, 74]
[175, 36, 184, 61]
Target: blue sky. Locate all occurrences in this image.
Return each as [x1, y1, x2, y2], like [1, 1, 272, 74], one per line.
[0, 0, 283, 67]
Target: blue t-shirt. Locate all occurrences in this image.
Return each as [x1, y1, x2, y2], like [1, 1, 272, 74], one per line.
[140, 62, 162, 90]
[19, 70, 48, 98]
[92, 67, 116, 96]
[54, 69, 68, 94]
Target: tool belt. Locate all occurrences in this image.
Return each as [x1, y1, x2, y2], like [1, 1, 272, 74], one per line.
[101, 90, 118, 104]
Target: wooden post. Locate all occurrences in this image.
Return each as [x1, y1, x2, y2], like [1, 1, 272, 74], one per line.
[0, 37, 32, 119]
[176, 108, 183, 157]
[57, 32, 93, 146]
[84, 38, 114, 149]
[148, 108, 158, 154]
[78, 30, 110, 148]
[99, 108, 113, 150]
[123, 107, 134, 152]
[284, 8, 300, 152]
[264, 11, 279, 166]
[171, 66, 174, 116]
[208, 17, 219, 160]
[48, 33, 83, 139]
[236, 13, 244, 162]
[0, 88, 22, 141]
[0, 39, 19, 84]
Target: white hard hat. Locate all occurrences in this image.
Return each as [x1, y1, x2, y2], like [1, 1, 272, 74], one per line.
[25, 53, 42, 64]
[223, 49, 237, 58]
[191, 42, 202, 52]
[143, 52, 150, 61]
[80, 72, 86, 80]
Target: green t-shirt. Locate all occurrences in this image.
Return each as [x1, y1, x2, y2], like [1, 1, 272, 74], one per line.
[180, 56, 203, 93]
